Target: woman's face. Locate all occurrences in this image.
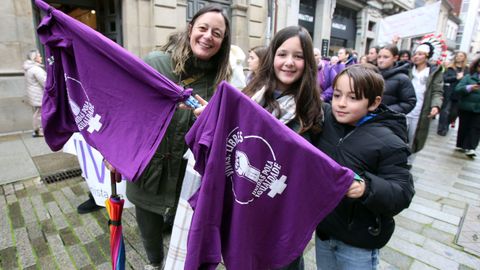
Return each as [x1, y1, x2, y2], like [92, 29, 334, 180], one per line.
[273, 36, 305, 92]
[377, 49, 397, 69]
[34, 53, 43, 64]
[455, 53, 466, 63]
[399, 53, 410, 61]
[189, 12, 226, 61]
[247, 51, 260, 72]
[413, 51, 428, 66]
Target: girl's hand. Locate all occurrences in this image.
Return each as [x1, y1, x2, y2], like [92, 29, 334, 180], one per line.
[193, 94, 208, 118]
[346, 179, 365, 199]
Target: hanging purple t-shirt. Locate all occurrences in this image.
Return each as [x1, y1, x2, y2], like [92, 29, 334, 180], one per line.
[185, 82, 354, 270]
[34, 0, 191, 181]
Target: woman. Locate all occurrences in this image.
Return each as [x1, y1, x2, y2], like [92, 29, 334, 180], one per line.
[122, 6, 231, 269]
[23, 49, 46, 137]
[377, 44, 416, 114]
[437, 51, 469, 136]
[454, 57, 480, 158]
[246, 45, 267, 84]
[406, 43, 443, 159]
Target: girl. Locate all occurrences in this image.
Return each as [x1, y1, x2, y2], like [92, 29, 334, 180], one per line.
[377, 44, 417, 114]
[243, 26, 322, 138]
[315, 64, 414, 269]
[437, 51, 469, 135]
[242, 25, 323, 269]
[454, 56, 480, 158]
[246, 45, 268, 84]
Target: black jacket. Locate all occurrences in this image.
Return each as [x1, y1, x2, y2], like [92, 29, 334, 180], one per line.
[380, 62, 417, 114]
[444, 66, 468, 102]
[315, 104, 415, 249]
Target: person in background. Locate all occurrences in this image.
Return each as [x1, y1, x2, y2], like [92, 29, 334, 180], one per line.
[359, 55, 368, 64]
[105, 5, 231, 269]
[243, 25, 324, 269]
[398, 50, 412, 64]
[377, 44, 416, 114]
[23, 49, 46, 138]
[229, 45, 247, 89]
[329, 55, 339, 66]
[437, 51, 469, 136]
[328, 48, 356, 101]
[314, 48, 337, 103]
[314, 64, 414, 269]
[246, 45, 268, 85]
[406, 43, 443, 165]
[339, 48, 356, 67]
[367, 46, 379, 66]
[454, 56, 480, 158]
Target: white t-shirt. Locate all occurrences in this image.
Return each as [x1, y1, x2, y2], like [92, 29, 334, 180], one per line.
[408, 66, 430, 118]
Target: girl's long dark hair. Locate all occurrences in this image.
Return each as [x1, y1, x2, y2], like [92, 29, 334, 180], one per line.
[243, 26, 322, 134]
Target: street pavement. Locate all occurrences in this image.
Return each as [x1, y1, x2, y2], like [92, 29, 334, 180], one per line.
[0, 120, 479, 269]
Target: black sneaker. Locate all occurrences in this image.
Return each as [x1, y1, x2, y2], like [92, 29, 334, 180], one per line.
[77, 193, 103, 214]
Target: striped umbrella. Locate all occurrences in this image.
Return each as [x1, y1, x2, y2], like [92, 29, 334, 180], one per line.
[105, 171, 125, 270]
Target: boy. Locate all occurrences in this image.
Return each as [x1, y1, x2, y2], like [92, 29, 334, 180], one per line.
[314, 64, 415, 269]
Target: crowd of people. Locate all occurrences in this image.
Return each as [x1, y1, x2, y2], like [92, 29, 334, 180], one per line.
[26, 4, 480, 270]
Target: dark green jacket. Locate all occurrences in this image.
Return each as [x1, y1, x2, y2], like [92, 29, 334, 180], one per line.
[408, 64, 443, 153]
[455, 73, 480, 113]
[126, 51, 217, 215]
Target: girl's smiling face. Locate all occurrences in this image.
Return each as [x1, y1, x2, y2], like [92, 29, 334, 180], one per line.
[273, 36, 305, 92]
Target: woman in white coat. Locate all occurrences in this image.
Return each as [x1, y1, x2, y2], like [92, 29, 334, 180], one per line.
[23, 50, 46, 137]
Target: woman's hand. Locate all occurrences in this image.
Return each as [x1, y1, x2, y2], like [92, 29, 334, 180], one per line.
[470, 84, 480, 91]
[104, 159, 116, 173]
[428, 106, 440, 118]
[346, 179, 366, 199]
[193, 95, 208, 118]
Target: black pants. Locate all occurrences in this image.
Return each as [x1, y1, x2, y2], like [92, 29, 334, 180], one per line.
[277, 256, 304, 270]
[438, 98, 453, 134]
[456, 109, 480, 150]
[135, 206, 165, 265]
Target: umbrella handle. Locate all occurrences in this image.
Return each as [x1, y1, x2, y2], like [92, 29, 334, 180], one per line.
[110, 171, 118, 197]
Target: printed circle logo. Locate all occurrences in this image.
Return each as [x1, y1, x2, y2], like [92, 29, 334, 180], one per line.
[225, 127, 287, 205]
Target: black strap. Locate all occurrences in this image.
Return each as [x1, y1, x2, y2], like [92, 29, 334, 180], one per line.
[108, 219, 122, 226]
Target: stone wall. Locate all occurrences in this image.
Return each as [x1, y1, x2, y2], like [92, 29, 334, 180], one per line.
[0, 0, 38, 134]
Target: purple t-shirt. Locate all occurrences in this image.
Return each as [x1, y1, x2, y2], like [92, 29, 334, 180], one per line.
[35, 0, 191, 181]
[185, 82, 354, 270]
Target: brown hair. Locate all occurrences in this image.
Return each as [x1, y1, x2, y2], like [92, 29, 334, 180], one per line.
[469, 56, 480, 75]
[448, 51, 468, 71]
[380, 44, 399, 57]
[242, 26, 322, 134]
[333, 63, 384, 106]
[249, 45, 268, 74]
[168, 5, 231, 86]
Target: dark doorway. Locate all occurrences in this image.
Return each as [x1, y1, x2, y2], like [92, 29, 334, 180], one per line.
[187, 0, 232, 22]
[34, 0, 123, 45]
[298, 0, 316, 39]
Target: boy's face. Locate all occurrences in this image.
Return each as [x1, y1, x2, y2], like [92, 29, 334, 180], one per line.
[332, 74, 380, 126]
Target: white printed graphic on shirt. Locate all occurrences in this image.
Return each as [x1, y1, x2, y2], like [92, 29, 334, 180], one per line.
[225, 127, 287, 205]
[65, 74, 103, 134]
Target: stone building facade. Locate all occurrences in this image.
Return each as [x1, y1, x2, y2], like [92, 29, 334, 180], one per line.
[3, 0, 458, 134]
